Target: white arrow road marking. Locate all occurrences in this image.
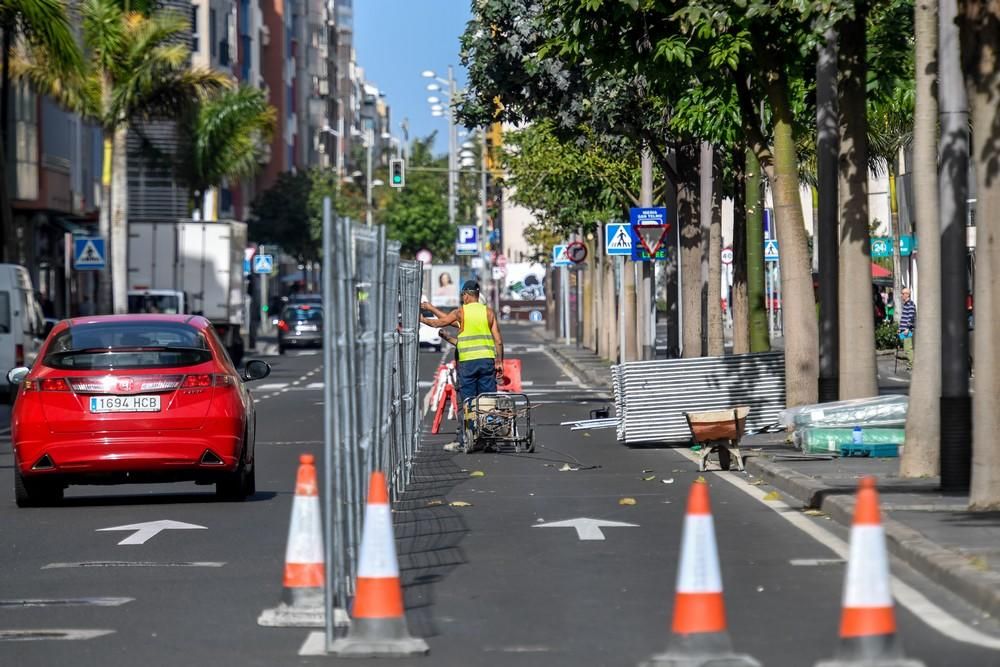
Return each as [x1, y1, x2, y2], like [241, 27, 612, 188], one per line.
[533, 518, 638, 541]
[0, 629, 114, 641]
[0, 597, 133, 608]
[97, 520, 207, 545]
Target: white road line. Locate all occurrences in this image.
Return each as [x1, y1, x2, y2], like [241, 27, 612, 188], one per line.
[299, 631, 327, 656]
[555, 380, 576, 386]
[0, 629, 115, 641]
[541, 347, 586, 388]
[675, 449, 1000, 650]
[255, 383, 288, 391]
[43, 561, 225, 569]
[0, 597, 133, 608]
[789, 558, 845, 567]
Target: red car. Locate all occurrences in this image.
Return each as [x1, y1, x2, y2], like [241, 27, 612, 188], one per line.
[6, 314, 270, 507]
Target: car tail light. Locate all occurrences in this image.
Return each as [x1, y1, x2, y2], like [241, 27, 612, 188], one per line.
[23, 377, 70, 392]
[67, 376, 184, 394]
[277, 319, 290, 332]
[181, 374, 235, 388]
[15, 344, 23, 367]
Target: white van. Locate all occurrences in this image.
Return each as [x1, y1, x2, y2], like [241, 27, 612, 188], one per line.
[0, 264, 45, 401]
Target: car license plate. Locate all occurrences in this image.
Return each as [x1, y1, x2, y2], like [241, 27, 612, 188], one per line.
[90, 395, 161, 413]
[298, 325, 318, 332]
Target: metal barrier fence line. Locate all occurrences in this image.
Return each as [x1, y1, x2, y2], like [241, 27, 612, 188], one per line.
[321, 200, 423, 646]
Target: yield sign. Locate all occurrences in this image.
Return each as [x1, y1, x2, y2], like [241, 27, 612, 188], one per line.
[634, 224, 670, 257]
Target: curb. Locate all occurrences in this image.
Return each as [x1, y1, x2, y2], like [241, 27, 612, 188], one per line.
[745, 455, 1000, 620]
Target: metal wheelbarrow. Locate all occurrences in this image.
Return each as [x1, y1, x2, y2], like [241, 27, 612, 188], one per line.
[683, 406, 751, 472]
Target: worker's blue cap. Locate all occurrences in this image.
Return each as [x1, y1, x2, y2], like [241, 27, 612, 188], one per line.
[462, 280, 480, 293]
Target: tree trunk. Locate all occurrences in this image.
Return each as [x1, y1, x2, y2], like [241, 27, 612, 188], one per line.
[889, 167, 903, 322]
[731, 146, 750, 354]
[902, 0, 941, 479]
[0, 26, 13, 262]
[941, 0, 972, 492]
[583, 237, 594, 351]
[764, 72, 819, 407]
[637, 150, 654, 359]
[111, 125, 129, 314]
[837, 9, 878, 400]
[604, 255, 615, 360]
[746, 149, 769, 353]
[678, 143, 702, 357]
[98, 135, 113, 314]
[960, 0, 1000, 508]
[817, 27, 840, 401]
[706, 145, 724, 357]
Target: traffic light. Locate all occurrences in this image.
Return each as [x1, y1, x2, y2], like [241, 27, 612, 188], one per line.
[390, 158, 405, 188]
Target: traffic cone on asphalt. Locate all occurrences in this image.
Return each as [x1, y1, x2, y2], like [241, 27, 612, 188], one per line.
[815, 477, 924, 667]
[640, 479, 761, 667]
[331, 471, 429, 657]
[258, 454, 346, 628]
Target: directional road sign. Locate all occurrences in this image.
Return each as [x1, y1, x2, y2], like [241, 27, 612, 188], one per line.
[74, 237, 106, 270]
[764, 239, 780, 262]
[456, 225, 478, 256]
[605, 223, 633, 256]
[629, 207, 669, 261]
[253, 254, 274, 274]
[552, 244, 572, 267]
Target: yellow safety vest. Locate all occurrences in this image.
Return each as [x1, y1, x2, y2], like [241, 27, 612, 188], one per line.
[456, 303, 496, 361]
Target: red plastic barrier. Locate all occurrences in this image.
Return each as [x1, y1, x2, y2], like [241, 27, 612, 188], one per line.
[497, 358, 522, 393]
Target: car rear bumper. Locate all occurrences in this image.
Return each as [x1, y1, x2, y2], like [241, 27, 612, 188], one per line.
[14, 431, 243, 482]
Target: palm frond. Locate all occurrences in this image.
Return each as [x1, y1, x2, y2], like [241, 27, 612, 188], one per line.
[10, 0, 84, 77]
[82, 0, 126, 73]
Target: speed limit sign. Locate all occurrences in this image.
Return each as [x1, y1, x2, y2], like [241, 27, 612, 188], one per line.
[721, 247, 734, 265]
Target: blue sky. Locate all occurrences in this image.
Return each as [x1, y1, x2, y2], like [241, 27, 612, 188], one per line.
[353, 1, 472, 158]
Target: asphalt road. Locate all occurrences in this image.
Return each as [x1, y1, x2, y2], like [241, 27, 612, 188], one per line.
[1, 325, 998, 666]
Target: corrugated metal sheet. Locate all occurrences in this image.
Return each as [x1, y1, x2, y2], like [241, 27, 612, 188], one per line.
[612, 352, 786, 445]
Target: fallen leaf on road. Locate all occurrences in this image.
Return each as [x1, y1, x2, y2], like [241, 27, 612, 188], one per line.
[469, 471, 485, 478]
[661, 478, 675, 484]
[449, 501, 473, 508]
[558, 464, 580, 472]
[619, 497, 637, 506]
[802, 509, 825, 517]
[762, 491, 781, 501]
[642, 476, 656, 481]
[583, 433, 591, 437]
[642, 469, 655, 474]
[750, 480, 766, 487]
[696, 476, 707, 484]
[426, 500, 444, 507]
[969, 556, 989, 572]
[536, 518, 545, 523]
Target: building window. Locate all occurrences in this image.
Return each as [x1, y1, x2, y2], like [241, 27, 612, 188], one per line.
[14, 80, 38, 201]
[210, 8, 217, 57]
[191, 6, 199, 52]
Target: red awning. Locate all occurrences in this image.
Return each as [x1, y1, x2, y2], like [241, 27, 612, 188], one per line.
[871, 263, 892, 278]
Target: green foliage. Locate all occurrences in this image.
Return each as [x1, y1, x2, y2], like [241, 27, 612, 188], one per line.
[249, 169, 338, 262]
[875, 320, 899, 351]
[175, 85, 276, 212]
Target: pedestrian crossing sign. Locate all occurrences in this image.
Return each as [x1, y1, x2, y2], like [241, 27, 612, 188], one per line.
[253, 254, 274, 274]
[605, 223, 632, 256]
[74, 237, 106, 270]
[764, 239, 779, 262]
[552, 244, 572, 267]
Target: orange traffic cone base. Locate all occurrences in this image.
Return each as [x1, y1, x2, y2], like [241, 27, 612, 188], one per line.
[330, 618, 429, 657]
[815, 633, 925, 667]
[641, 635, 761, 667]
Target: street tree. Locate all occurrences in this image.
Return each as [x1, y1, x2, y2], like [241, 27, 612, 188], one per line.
[959, 0, 1000, 508]
[1, 0, 82, 261]
[249, 168, 339, 264]
[174, 85, 276, 220]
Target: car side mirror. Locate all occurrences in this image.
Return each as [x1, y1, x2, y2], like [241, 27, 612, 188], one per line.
[242, 359, 271, 382]
[7, 367, 30, 385]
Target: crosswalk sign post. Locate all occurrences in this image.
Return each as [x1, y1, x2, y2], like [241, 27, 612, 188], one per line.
[764, 239, 780, 262]
[74, 237, 107, 270]
[552, 244, 572, 267]
[253, 254, 274, 274]
[605, 223, 633, 256]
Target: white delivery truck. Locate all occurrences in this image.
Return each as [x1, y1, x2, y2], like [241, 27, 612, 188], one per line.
[127, 220, 247, 363]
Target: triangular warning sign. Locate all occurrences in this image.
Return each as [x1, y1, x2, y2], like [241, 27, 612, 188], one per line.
[76, 240, 104, 265]
[609, 226, 632, 249]
[634, 224, 669, 257]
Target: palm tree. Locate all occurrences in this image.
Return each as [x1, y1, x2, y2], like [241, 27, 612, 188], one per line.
[20, 0, 230, 312]
[0, 0, 82, 260]
[174, 86, 276, 220]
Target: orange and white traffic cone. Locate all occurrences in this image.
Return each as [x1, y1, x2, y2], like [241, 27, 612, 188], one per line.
[640, 479, 760, 667]
[331, 471, 429, 657]
[258, 454, 346, 628]
[815, 477, 924, 666]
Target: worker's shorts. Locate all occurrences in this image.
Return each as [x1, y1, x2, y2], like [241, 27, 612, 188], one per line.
[458, 358, 497, 404]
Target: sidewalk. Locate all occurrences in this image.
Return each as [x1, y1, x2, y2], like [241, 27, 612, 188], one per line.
[541, 332, 1000, 620]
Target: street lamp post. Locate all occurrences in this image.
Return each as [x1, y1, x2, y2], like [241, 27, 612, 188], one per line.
[423, 67, 458, 228]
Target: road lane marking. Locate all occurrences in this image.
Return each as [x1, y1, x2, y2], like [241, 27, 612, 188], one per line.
[255, 383, 288, 391]
[675, 449, 1000, 650]
[0, 629, 114, 641]
[534, 518, 638, 541]
[541, 347, 586, 387]
[0, 597, 133, 608]
[43, 561, 225, 569]
[97, 520, 207, 545]
[299, 631, 327, 656]
[789, 558, 845, 566]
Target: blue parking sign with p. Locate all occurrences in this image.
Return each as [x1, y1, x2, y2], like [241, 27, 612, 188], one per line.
[456, 226, 478, 255]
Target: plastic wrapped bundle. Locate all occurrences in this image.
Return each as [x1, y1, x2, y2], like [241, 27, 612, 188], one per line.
[798, 427, 904, 455]
[780, 395, 908, 430]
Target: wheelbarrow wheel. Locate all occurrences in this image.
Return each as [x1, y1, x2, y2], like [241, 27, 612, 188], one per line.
[718, 444, 733, 471]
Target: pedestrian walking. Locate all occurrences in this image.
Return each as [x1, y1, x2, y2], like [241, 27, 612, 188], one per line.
[421, 281, 504, 451]
[899, 287, 916, 370]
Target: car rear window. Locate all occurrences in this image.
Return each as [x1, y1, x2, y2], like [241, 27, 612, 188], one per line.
[283, 306, 323, 322]
[0, 291, 9, 334]
[43, 322, 212, 370]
